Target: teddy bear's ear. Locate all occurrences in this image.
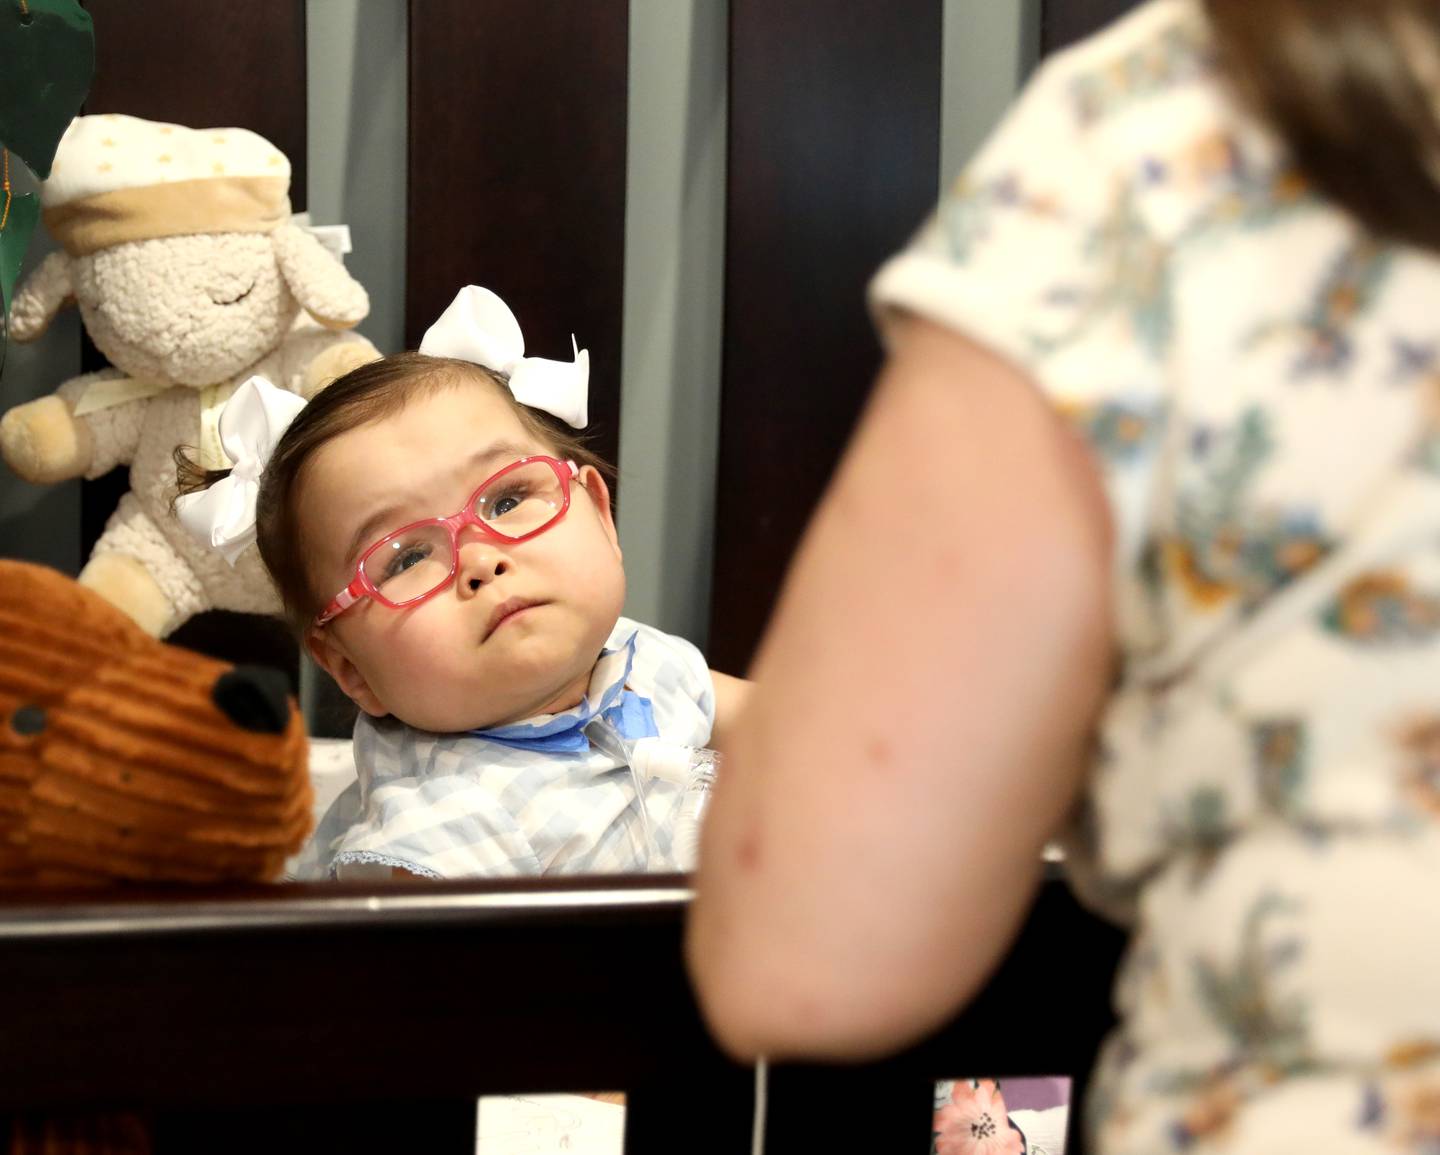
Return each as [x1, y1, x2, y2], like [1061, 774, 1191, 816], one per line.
[9, 251, 76, 342]
[271, 223, 370, 331]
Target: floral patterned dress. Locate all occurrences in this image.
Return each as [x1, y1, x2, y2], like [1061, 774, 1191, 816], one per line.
[871, 1, 1440, 1150]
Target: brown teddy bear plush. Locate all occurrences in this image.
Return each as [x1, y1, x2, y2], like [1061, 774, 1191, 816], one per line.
[0, 558, 312, 885]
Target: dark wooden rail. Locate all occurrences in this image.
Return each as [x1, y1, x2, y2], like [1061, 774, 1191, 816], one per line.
[0, 873, 1125, 1154]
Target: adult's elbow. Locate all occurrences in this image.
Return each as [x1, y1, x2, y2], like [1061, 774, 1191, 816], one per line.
[689, 954, 897, 1064]
[686, 907, 969, 1064]
[686, 901, 794, 1061]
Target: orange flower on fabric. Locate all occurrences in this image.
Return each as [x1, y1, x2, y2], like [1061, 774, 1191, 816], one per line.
[934, 1080, 1023, 1155]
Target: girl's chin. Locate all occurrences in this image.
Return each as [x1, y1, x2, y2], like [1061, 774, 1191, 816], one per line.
[437, 690, 579, 733]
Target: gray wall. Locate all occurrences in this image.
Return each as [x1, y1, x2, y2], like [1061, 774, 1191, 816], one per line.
[615, 0, 729, 646]
[941, 0, 1041, 191]
[0, 0, 1036, 655]
[0, 163, 82, 571]
[305, 0, 408, 358]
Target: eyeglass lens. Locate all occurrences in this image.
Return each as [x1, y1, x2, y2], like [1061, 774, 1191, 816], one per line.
[363, 460, 567, 602]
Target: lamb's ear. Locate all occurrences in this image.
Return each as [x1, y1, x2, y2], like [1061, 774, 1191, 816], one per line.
[271, 223, 369, 330]
[10, 251, 76, 342]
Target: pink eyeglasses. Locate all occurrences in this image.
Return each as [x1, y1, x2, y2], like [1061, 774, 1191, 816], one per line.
[316, 455, 579, 626]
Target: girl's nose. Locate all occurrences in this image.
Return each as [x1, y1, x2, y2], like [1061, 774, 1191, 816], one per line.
[455, 537, 509, 597]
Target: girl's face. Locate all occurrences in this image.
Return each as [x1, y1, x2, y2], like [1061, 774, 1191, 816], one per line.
[300, 381, 626, 732]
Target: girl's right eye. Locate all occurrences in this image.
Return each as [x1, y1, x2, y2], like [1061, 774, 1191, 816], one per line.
[380, 542, 433, 582]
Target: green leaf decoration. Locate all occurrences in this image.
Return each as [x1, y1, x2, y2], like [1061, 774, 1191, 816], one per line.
[0, 0, 95, 179]
[0, 190, 40, 375]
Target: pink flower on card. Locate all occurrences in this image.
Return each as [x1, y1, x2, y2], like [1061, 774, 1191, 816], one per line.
[934, 1080, 1024, 1155]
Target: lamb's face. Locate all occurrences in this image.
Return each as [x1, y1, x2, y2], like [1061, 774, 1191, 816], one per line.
[74, 233, 300, 387]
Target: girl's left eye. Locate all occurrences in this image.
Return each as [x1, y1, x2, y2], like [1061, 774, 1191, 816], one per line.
[489, 486, 532, 518]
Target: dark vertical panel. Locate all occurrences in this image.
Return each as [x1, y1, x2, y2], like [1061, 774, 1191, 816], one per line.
[1041, 0, 1140, 55]
[708, 1, 942, 674]
[78, 1, 306, 678]
[405, 0, 628, 474]
[82, 1, 307, 204]
[765, 1064, 937, 1153]
[625, 1072, 755, 1155]
[153, 1101, 477, 1154]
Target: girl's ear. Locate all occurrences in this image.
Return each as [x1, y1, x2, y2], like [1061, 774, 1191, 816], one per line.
[305, 625, 388, 717]
[578, 465, 621, 558]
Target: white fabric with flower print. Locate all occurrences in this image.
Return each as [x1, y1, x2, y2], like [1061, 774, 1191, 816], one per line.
[874, 0, 1440, 1152]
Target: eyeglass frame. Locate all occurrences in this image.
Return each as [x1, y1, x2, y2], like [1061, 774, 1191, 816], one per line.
[315, 454, 581, 628]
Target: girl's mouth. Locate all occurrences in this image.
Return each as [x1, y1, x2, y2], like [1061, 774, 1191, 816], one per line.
[484, 598, 543, 640]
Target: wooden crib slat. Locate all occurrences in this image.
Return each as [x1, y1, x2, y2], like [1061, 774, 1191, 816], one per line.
[707, 0, 943, 674]
[75, 0, 308, 684]
[405, 0, 630, 476]
[81, 1, 307, 204]
[1041, 0, 1143, 55]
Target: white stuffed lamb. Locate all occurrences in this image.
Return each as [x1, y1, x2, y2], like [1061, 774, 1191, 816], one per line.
[0, 114, 380, 636]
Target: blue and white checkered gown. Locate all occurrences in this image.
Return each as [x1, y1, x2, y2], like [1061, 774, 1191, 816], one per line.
[297, 618, 715, 879]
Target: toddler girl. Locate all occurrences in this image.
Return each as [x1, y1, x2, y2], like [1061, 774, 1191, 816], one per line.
[179, 286, 747, 879]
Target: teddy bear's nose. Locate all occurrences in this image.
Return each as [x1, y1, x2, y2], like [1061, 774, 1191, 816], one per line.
[212, 666, 292, 734]
[8, 705, 46, 736]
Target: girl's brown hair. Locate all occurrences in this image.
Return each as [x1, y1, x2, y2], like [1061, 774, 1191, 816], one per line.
[1207, 0, 1440, 252]
[176, 351, 612, 630]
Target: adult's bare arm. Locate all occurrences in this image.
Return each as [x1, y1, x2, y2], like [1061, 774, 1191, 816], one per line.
[686, 316, 1114, 1061]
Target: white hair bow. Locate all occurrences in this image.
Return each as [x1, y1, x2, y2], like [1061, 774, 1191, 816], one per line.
[178, 287, 586, 565]
[419, 285, 590, 429]
[175, 375, 305, 565]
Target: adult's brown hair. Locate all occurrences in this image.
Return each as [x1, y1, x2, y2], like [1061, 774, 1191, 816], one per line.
[1208, 0, 1440, 252]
